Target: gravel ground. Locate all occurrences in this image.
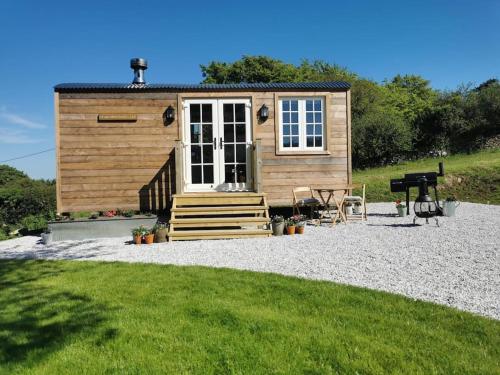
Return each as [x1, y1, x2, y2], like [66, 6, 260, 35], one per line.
[1, 202, 499, 320]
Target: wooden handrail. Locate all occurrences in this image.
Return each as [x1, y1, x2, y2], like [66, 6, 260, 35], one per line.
[253, 139, 263, 193]
[174, 140, 184, 195]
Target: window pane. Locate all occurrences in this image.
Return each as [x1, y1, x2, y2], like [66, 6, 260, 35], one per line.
[236, 144, 246, 163]
[282, 100, 289, 111]
[191, 165, 202, 183]
[224, 124, 234, 142]
[224, 144, 234, 163]
[224, 104, 233, 122]
[283, 137, 291, 148]
[190, 124, 200, 143]
[203, 165, 213, 183]
[306, 100, 313, 111]
[235, 104, 245, 122]
[190, 104, 200, 123]
[202, 145, 213, 163]
[315, 136, 322, 147]
[225, 165, 235, 183]
[292, 136, 299, 147]
[307, 136, 314, 147]
[315, 113, 322, 123]
[315, 124, 322, 135]
[202, 124, 212, 143]
[283, 125, 290, 135]
[314, 100, 321, 111]
[291, 124, 299, 135]
[290, 100, 298, 111]
[235, 124, 246, 142]
[202, 104, 212, 123]
[306, 112, 313, 123]
[236, 164, 246, 183]
[283, 112, 290, 123]
[306, 124, 314, 135]
[291, 112, 298, 123]
[191, 145, 201, 163]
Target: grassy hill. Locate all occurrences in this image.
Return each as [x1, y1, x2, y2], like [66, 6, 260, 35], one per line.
[353, 149, 500, 204]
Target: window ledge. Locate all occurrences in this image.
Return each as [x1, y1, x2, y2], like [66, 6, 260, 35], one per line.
[276, 150, 331, 156]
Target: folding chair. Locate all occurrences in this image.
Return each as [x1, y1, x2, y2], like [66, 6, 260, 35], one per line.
[344, 184, 367, 221]
[292, 186, 320, 219]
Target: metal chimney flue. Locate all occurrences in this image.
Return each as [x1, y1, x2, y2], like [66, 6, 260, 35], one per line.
[130, 58, 148, 84]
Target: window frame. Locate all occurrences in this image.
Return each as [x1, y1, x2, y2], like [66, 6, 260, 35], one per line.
[276, 96, 329, 155]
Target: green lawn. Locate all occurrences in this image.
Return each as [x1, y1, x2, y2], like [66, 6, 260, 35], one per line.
[353, 149, 500, 204]
[0, 260, 498, 374]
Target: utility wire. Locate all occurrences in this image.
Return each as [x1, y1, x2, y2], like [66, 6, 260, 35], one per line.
[0, 148, 55, 163]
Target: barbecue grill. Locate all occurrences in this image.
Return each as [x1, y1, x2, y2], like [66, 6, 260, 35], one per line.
[390, 162, 444, 226]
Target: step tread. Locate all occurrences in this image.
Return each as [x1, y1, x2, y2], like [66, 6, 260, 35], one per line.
[172, 205, 268, 212]
[170, 217, 269, 224]
[173, 192, 266, 198]
[168, 229, 272, 237]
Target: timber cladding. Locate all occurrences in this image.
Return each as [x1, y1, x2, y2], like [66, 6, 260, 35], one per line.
[55, 89, 350, 212]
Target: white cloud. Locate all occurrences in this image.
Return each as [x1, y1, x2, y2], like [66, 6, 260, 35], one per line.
[0, 107, 46, 129]
[0, 128, 42, 144]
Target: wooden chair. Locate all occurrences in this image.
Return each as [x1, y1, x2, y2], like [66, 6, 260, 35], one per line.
[292, 186, 320, 219]
[344, 184, 367, 221]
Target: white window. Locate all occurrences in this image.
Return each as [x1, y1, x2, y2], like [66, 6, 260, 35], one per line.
[279, 98, 325, 151]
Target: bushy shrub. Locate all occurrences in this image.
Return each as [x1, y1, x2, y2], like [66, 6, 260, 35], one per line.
[20, 214, 47, 232]
[352, 110, 413, 168]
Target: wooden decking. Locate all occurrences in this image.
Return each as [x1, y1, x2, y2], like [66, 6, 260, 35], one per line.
[168, 192, 271, 241]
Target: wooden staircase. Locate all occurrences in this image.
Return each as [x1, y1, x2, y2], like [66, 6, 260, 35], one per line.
[168, 192, 271, 241]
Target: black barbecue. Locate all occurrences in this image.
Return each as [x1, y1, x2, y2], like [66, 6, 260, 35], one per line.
[390, 162, 444, 226]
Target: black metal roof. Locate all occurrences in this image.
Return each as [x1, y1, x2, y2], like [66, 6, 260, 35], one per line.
[54, 81, 351, 93]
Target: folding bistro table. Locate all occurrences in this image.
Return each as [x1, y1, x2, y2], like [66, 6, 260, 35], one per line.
[313, 186, 353, 226]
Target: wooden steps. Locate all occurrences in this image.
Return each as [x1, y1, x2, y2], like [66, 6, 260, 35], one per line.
[168, 192, 271, 241]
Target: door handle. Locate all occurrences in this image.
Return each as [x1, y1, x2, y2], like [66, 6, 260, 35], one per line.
[219, 137, 224, 149]
[213, 137, 217, 150]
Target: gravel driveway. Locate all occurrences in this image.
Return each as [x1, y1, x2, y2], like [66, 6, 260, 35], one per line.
[1, 202, 499, 320]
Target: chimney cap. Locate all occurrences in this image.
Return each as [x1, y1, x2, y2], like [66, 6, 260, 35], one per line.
[130, 58, 148, 70]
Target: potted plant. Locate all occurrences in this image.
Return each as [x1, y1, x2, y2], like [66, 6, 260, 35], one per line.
[271, 215, 285, 236]
[153, 223, 168, 243]
[443, 196, 460, 217]
[132, 225, 146, 245]
[286, 217, 297, 235]
[353, 201, 362, 214]
[345, 202, 353, 216]
[296, 220, 306, 234]
[144, 228, 155, 245]
[395, 199, 406, 217]
[123, 210, 135, 218]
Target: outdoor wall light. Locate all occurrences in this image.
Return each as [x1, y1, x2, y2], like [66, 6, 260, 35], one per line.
[165, 105, 175, 120]
[163, 105, 175, 125]
[259, 104, 269, 121]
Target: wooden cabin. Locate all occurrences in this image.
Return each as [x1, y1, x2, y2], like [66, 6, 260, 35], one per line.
[54, 59, 351, 240]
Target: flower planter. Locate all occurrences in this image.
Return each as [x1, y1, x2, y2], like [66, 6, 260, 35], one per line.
[133, 235, 142, 245]
[271, 221, 285, 236]
[443, 200, 460, 217]
[154, 228, 168, 243]
[286, 225, 296, 235]
[144, 234, 155, 244]
[296, 225, 305, 234]
[397, 206, 407, 217]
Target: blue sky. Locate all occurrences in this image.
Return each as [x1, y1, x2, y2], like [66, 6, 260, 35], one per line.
[0, 0, 498, 179]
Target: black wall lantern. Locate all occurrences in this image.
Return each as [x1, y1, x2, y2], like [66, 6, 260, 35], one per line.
[163, 105, 175, 125]
[259, 104, 269, 121]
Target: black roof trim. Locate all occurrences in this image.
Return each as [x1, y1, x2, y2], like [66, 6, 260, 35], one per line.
[54, 81, 351, 93]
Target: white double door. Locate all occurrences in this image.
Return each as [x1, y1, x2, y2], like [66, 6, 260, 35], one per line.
[183, 99, 253, 192]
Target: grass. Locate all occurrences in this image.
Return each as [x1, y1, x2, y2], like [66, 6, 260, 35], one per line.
[353, 148, 500, 204]
[0, 260, 498, 374]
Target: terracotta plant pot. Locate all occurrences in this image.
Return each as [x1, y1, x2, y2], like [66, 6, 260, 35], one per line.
[154, 228, 168, 243]
[286, 225, 296, 235]
[296, 226, 305, 234]
[133, 235, 142, 245]
[144, 234, 155, 244]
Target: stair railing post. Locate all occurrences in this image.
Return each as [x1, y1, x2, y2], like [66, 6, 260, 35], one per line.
[175, 140, 184, 195]
[253, 139, 262, 193]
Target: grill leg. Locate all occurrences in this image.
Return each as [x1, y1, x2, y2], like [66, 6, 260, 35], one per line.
[434, 217, 439, 227]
